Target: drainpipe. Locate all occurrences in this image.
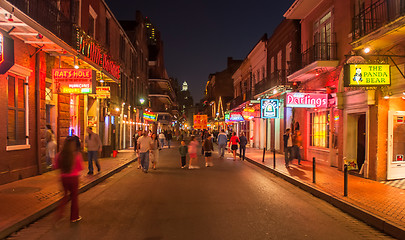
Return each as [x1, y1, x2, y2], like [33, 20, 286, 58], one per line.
[35, 49, 42, 174]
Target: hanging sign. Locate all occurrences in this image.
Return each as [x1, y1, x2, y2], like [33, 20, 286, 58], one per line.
[230, 112, 244, 122]
[193, 115, 208, 129]
[77, 30, 120, 79]
[143, 111, 157, 122]
[0, 30, 14, 74]
[261, 99, 279, 119]
[344, 64, 390, 87]
[52, 69, 96, 94]
[286, 92, 328, 108]
[95, 86, 110, 98]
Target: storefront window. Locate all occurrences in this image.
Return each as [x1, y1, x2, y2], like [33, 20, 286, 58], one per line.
[7, 74, 27, 146]
[310, 111, 330, 148]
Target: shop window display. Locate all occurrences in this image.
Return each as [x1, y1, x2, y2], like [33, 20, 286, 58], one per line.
[310, 111, 330, 148]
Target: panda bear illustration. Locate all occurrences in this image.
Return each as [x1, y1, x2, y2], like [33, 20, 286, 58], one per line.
[353, 68, 363, 84]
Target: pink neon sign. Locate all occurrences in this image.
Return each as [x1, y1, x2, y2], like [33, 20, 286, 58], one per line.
[286, 92, 328, 108]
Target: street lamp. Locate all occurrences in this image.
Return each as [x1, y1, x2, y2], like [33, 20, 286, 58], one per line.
[140, 98, 145, 105]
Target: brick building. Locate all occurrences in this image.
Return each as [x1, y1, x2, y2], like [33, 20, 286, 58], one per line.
[0, 0, 149, 184]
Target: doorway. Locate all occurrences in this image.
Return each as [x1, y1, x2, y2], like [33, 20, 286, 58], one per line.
[346, 113, 367, 176]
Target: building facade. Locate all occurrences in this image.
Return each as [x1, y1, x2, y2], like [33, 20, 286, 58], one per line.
[0, 0, 150, 184]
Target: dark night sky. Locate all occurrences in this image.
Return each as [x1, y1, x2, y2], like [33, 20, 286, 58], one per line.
[105, 0, 295, 103]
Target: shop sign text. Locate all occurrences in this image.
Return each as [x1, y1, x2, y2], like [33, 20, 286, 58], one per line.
[77, 30, 120, 80]
[52, 69, 96, 94]
[286, 92, 328, 108]
[344, 64, 390, 87]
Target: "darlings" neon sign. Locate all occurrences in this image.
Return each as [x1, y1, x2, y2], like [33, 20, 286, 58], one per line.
[286, 92, 328, 108]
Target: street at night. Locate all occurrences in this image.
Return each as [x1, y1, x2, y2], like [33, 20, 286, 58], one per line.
[7, 143, 393, 240]
[2, 0, 405, 239]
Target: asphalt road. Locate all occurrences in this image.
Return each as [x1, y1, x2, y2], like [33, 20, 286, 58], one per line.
[8, 142, 394, 240]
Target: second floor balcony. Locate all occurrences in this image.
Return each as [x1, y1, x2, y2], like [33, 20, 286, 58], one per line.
[288, 34, 339, 83]
[9, 0, 76, 48]
[352, 0, 405, 41]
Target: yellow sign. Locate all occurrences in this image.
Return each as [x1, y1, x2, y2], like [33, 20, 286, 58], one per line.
[345, 64, 390, 87]
[193, 115, 208, 129]
[95, 86, 110, 98]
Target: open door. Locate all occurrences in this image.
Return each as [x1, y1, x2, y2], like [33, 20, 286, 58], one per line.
[387, 111, 405, 180]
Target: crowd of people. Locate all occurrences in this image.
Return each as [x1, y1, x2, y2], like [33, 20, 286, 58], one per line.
[47, 123, 302, 224]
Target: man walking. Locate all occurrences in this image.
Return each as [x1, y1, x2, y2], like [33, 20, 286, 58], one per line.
[293, 122, 302, 165]
[217, 129, 228, 158]
[85, 127, 102, 175]
[137, 131, 153, 173]
[166, 131, 173, 148]
[158, 131, 165, 149]
[283, 128, 293, 168]
[239, 132, 248, 161]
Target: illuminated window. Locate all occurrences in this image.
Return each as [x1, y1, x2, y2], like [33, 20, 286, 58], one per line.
[310, 111, 330, 148]
[7, 74, 27, 146]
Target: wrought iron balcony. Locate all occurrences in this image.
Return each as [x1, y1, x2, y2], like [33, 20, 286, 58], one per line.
[9, 0, 76, 48]
[301, 40, 337, 68]
[352, 0, 405, 41]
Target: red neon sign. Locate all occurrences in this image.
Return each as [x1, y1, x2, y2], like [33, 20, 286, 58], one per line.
[286, 92, 328, 108]
[77, 30, 120, 79]
[52, 69, 96, 94]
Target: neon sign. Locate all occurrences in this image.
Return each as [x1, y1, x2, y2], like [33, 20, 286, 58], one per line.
[261, 99, 279, 118]
[286, 92, 328, 108]
[143, 111, 157, 122]
[53, 69, 96, 94]
[95, 86, 111, 98]
[77, 30, 120, 79]
[229, 112, 244, 122]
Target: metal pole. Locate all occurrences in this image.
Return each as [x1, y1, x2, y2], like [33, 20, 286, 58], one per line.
[273, 149, 276, 169]
[344, 164, 348, 197]
[262, 147, 265, 163]
[312, 157, 316, 183]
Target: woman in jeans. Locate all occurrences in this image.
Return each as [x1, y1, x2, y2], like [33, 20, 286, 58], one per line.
[54, 137, 84, 223]
[150, 133, 159, 170]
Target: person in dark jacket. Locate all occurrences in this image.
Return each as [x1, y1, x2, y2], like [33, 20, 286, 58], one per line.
[283, 128, 293, 168]
[166, 131, 173, 148]
[239, 132, 248, 161]
[203, 135, 214, 167]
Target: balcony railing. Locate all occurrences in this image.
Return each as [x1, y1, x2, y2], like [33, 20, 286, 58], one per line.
[9, 0, 76, 47]
[352, 0, 405, 41]
[254, 70, 290, 95]
[230, 95, 243, 110]
[302, 41, 337, 67]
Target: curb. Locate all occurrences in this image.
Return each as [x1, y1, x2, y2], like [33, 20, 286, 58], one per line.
[0, 158, 136, 240]
[243, 155, 405, 240]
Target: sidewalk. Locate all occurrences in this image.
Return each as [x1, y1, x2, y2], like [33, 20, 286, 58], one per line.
[0, 150, 136, 239]
[240, 147, 405, 239]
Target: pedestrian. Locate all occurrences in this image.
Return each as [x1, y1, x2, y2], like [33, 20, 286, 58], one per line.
[45, 124, 57, 169]
[54, 137, 84, 223]
[283, 128, 293, 168]
[203, 134, 214, 167]
[293, 122, 302, 165]
[217, 129, 228, 158]
[150, 133, 159, 170]
[188, 136, 200, 169]
[137, 131, 153, 173]
[158, 131, 165, 149]
[166, 131, 173, 148]
[239, 132, 248, 161]
[85, 127, 102, 175]
[228, 132, 240, 161]
[179, 140, 188, 168]
[134, 130, 143, 169]
[70, 129, 82, 151]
